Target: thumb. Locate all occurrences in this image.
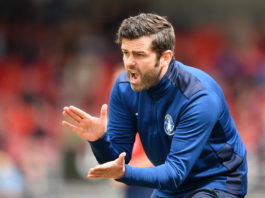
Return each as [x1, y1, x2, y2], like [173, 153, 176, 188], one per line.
[116, 152, 126, 164]
[100, 104, 108, 121]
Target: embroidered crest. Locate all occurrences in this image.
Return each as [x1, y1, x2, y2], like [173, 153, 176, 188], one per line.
[164, 114, 175, 135]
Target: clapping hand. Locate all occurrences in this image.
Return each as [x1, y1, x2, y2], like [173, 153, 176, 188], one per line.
[62, 104, 108, 142]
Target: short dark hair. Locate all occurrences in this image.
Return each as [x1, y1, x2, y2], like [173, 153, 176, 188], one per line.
[116, 13, 175, 57]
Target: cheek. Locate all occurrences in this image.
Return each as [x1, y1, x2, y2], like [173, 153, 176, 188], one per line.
[143, 59, 160, 73]
[141, 58, 156, 71]
[123, 56, 127, 66]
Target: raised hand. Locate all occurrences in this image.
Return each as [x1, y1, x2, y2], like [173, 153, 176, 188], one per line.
[62, 104, 108, 142]
[88, 152, 126, 179]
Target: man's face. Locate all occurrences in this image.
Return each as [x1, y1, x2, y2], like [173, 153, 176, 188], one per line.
[121, 36, 163, 92]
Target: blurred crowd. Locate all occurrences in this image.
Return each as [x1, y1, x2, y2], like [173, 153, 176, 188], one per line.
[0, 0, 265, 197]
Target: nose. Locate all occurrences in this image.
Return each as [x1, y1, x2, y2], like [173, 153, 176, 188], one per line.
[124, 55, 136, 68]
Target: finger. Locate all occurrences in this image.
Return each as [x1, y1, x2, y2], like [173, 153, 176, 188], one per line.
[65, 107, 83, 122]
[89, 161, 114, 173]
[87, 169, 102, 178]
[88, 168, 101, 177]
[100, 104, 108, 120]
[63, 110, 80, 125]
[87, 174, 100, 178]
[89, 165, 106, 172]
[69, 106, 88, 119]
[88, 168, 110, 178]
[116, 152, 126, 164]
[62, 121, 78, 132]
[64, 106, 83, 121]
[89, 169, 103, 175]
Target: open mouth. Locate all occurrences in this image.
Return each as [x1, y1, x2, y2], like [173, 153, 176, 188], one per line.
[129, 71, 140, 84]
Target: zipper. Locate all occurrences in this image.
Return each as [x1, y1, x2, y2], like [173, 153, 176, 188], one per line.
[152, 99, 158, 135]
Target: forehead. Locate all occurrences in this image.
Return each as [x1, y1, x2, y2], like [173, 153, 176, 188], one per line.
[121, 36, 153, 51]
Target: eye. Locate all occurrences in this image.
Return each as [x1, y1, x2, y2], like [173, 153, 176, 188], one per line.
[136, 53, 144, 57]
[122, 50, 128, 55]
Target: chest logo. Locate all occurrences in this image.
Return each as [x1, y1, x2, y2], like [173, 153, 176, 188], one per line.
[164, 114, 175, 135]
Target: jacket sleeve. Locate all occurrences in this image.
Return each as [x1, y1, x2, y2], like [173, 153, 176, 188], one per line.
[89, 79, 137, 164]
[118, 92, 221, 191]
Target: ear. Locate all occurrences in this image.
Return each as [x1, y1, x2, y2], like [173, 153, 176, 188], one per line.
[160, 50, 173, 67]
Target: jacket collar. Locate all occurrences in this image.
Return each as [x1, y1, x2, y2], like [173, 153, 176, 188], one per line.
[146, 58, 176, 99]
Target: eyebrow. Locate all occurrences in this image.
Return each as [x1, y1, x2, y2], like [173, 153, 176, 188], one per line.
[121, 48, 147, 54]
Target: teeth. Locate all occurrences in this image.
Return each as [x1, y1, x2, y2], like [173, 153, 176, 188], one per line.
[128, 70, 138, 80]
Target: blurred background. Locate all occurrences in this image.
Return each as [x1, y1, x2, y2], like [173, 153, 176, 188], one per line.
[0, 0, 264, 197]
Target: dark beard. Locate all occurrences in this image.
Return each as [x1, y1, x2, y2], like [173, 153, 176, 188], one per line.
[131, 59, 162, 92]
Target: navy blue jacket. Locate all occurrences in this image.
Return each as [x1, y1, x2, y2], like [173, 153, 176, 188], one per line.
[90, 59, 247, 197]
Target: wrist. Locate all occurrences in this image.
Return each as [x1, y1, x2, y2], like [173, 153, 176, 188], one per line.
[115, 166, 125, 180]
[88, 132, 107, 143]
[115, 165, 132, 185]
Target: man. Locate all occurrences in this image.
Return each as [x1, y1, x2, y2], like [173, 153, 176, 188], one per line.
[62, 13, 247, 198]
